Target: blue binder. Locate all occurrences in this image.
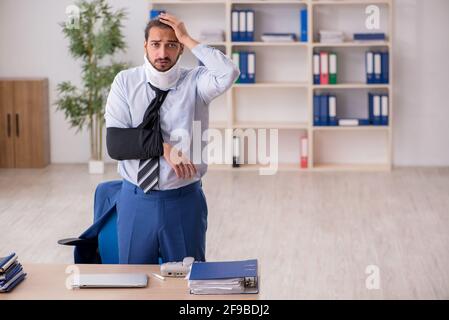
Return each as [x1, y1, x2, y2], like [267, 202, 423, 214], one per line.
[328, 95, 338, 126]
[374, 52, 382, 84]
[300, 8, 308, 42]
[246, 10, 255, 42]
[313, 53, 320, 85]
[247, 52, 256, 83]
[240, 52, 248, 83]
[231, 10, 239, 42]
[320, 94, 329, 126]
[381, 95, 389, 125]
[239, 10, 246, 42]
[372, 94, 381, 125]
[149, 9, 165, 21]
[354, 33, 386, 41]
[313, 95, 321, 126]
[189, 259, 258, 281]
[366, 51, 374, 84]
[368, 93, 374, 124]
[381, 52, 389, 84]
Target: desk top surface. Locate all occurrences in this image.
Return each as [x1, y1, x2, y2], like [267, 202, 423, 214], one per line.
[2, 264, 258, 300]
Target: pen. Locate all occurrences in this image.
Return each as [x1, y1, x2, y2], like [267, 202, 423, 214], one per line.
[152, 273, 165, 281]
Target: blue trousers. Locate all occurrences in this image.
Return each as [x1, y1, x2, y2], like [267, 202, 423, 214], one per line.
[117, 179, 208, 264]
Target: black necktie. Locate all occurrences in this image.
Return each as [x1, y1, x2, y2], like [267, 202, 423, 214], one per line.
[137, 82, 169, 193]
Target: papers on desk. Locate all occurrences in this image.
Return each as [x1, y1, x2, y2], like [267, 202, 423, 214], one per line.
[188, 259, 259, 295]
[0, 252, 27, 293]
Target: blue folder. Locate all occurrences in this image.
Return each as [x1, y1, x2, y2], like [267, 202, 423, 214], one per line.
[381, 52, 389, 84]
[366, 52, 374, 84]
[313, 95, 321, 126]
[149, 9, 165, 21]
[0, 253, 16, 273]
[0, 272, 26, 293]
[328, 95, 338, 126]
[189, 259, 258, 281]
[239, 52, 248, 83]
[354, 33, 386, 41]
[313, 53, 320, 85]
[246, 10, 255, 42]
[231, 10, 239, 41]
[247, 52, 256, 83]
[320, 95, 329, 126]
[300, 8, 308, 42]
[0, 262, 22, 284]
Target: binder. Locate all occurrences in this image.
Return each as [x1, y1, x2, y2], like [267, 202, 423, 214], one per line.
[300, 136, 308, 169]
[149, 9, 165, 21]
[328, 95, 338, 126]
[300, 8, 308, 42]
[232, 52, 240, 83]
[320, 52, 329, 85]
[246, 10, 255, 42]
[189, 259, 258, 295]
[373, 94, 381, 125]
[231, 10, 239, 42]
[233, 136, 240, 167]
[0, 262, 22, 282]
[247, 52, 256, 83]
[320, 94, 329, 125]
[313, 94, 321, 126]
[381, 52, 389, 84]
[381, 95, 389, 125]
[374, 52, 382, 84]
[313, 53, 320, 84]
[368, 93, 374, 124]
[0, 272, 26, 293]
[366, 51, 374, 84]
[0, 253, 17, 273]
[338, 119, 370, 126]
[329, 53, 337, 84]
[354, 33, 386, 41]
[240, 51, 248, 83]
[239, 11, 246, 42]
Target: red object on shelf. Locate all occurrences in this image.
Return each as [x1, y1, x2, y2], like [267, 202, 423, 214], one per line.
[300, 136, 308, 169]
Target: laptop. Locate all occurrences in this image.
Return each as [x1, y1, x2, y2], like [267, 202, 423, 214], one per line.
[72, 273, 148, 289]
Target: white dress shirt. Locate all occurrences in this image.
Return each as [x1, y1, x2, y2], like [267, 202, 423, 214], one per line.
[105, 43, 240, 190]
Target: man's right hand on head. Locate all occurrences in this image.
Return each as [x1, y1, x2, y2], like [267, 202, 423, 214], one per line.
[163, 143, 197, 179]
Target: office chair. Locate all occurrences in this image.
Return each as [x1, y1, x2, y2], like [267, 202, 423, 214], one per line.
[58, 180, 163, 265]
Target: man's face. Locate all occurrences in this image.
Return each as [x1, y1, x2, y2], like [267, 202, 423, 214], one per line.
[144, 27, 183, 72]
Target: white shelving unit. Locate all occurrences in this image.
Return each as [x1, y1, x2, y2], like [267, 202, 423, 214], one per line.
[149, 0, 394, 171]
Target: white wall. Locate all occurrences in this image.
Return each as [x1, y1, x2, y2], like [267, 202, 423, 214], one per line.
[1, 0, 448, 165]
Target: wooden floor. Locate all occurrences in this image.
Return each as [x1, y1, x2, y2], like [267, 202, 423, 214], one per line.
[1, 164, 449, 299]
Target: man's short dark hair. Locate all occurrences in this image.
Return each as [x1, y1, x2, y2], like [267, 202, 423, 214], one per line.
[144, 19, 173, 41]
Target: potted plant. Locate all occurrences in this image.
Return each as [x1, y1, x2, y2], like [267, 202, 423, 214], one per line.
[56, 0, 127, 174]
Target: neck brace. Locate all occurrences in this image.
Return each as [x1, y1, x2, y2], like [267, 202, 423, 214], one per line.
[144, 54, 182, 90]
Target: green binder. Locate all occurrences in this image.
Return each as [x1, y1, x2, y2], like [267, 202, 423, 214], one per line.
[329, 52, 337, 84]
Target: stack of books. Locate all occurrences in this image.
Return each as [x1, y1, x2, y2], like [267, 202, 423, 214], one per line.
[354, 32, 386, 42]
[0, 253, 27, 293]
[261, 33, 296, 42]
[199, 28, 225, 43]
[188, 259, 259, 295]
[319, 30, 344, 43]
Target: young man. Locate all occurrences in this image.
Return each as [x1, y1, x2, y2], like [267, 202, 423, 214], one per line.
[105, 13, 239, 264]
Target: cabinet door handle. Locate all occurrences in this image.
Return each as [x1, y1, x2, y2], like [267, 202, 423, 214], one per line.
[15, 114, 19, 137]
[7, 114, 11, 137]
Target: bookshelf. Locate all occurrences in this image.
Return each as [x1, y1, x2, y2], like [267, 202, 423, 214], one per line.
[149, 0, 394, 171]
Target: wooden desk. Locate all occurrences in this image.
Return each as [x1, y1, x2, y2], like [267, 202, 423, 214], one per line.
[2, 264, 258, 300]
